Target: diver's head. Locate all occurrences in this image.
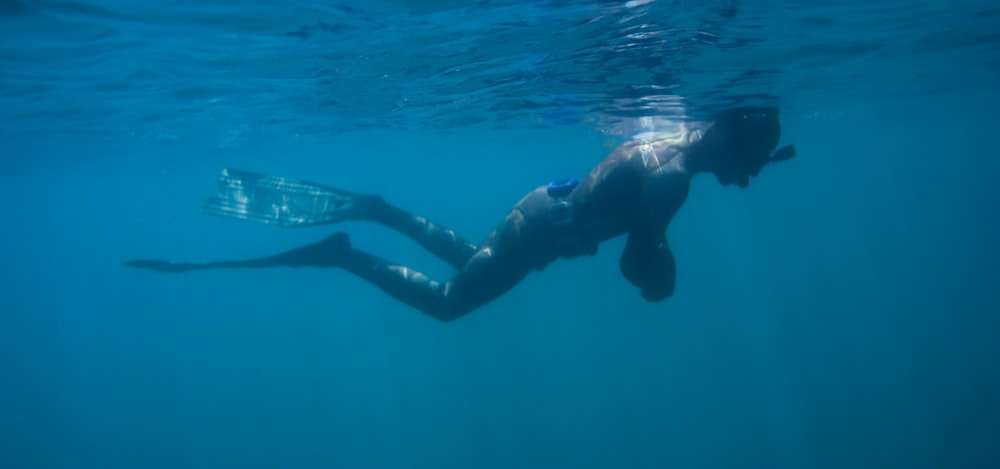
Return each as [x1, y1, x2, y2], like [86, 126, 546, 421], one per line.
[698, 106, 794, 188]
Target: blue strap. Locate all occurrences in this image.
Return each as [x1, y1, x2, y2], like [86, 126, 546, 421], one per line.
[547, 177, 580, 198]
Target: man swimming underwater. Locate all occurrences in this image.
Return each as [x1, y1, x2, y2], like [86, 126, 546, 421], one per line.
[126, 107, 795, 322]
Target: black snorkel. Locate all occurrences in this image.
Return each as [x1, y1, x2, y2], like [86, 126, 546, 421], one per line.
[748, 144, 796, 178]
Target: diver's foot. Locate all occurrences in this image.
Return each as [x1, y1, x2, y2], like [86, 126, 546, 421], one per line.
[284, 231, 352, 268]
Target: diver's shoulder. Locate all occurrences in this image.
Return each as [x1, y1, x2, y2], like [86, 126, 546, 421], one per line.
[624, 121, 711, 149]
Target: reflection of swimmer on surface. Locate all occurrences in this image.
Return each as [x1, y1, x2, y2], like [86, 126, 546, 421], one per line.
[126, 107, 796, 322]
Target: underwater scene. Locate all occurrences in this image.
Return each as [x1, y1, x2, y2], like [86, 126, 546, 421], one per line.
[1, 0, 998, 467]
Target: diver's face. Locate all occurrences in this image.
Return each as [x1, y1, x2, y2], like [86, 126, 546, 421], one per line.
[708, 106, 781, 188]
[713, 150, 765, 188]
[715, 167, 750, 188]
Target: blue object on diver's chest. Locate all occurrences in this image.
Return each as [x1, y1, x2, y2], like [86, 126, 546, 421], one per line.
[545, 177, 586, 259]
[546, 177, 580, 198]
[546, 177, 581, 228]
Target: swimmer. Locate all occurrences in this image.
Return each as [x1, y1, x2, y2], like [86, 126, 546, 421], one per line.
[125, 107, 796, 322]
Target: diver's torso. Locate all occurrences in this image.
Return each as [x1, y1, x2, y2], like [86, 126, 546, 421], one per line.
[506, 136, 692, 270]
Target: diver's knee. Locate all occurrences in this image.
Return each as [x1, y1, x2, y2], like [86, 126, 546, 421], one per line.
[434, 288, 477, 322]
[432, 303, 473, 322]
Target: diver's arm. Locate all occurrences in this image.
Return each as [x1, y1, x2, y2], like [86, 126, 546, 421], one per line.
[617, 163, 689, 301]
[619, 227, 676, 302]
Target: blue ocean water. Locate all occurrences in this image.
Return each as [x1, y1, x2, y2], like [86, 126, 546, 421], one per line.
[2, 0, 999, 467]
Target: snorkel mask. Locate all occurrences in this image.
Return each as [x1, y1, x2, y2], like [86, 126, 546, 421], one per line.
[712, 106, 796, 179]
[748, 143, 796, 178]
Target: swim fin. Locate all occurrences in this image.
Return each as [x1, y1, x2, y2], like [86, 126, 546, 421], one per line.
[124, 232, 352, 272]
[202, 169, 362, 227]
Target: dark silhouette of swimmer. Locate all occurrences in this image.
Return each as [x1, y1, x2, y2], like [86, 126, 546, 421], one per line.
[126, 107, 796, 322]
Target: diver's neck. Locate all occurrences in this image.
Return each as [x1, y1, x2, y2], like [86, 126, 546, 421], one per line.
[674, 140, 714, 177]
[670, 121, 717, 177]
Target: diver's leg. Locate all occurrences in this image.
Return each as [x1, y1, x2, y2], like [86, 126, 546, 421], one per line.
[364, 196, 479, 270]
[339, 240, 532, 322]
[124, 233, 350, 272]
[124, 202, 477, 274]
[203, 169, 478, 269]
[126, 229, 528, 321]
[339, 210, 535, 321]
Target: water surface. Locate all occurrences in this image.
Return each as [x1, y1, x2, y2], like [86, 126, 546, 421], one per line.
[1, 0, 998, 467]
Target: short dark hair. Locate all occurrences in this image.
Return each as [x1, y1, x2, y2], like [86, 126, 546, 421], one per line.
[711, 106, 781, 157]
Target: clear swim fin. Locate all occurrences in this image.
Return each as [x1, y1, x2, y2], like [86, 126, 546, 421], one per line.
[202, 169, 361, 227]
